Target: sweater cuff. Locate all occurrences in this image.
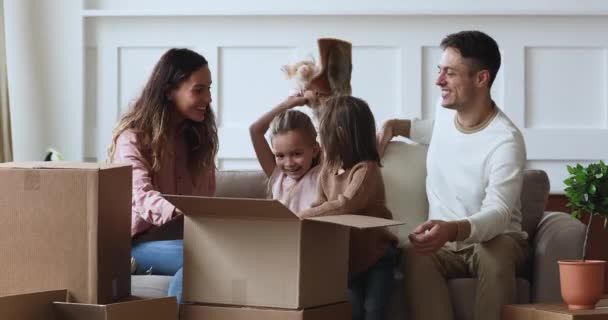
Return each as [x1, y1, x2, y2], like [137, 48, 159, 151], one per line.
[455, 219, 472, 242]
[410, 119, 434, 145]
[160, 201, 177, 224]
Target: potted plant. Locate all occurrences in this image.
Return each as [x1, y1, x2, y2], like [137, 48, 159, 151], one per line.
[559, 160, 608, 310]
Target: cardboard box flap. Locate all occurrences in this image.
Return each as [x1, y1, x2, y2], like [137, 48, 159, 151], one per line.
[0, 161, 127, 170]
[53, 297, 177, 320]
[0, 290, 68, 320]
[53, 302, 106, 320]
[164, 195, 299, 220]
[180, 302, 351, 320]
[104, 297, 177, 320]
[306, 214, 404, 229]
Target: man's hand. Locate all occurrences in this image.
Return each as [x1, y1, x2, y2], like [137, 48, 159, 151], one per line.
[408, 220, 458, 255]
[377, 120, 395, 157]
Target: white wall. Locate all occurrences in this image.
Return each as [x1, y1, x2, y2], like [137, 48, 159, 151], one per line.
[4, 0, 608, 193]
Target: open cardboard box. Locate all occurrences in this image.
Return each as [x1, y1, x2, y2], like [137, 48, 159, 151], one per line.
[0, 290, 177, 320]
[180, 301, 351, 320]
[165, 195, 403, 309]
[0, 162, 132, 303]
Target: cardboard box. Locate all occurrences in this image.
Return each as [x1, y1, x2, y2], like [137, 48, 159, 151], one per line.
[503, 303, 608, 319]
[165, 195, 403, 309]
[0, 162, 132, 304]
[180, 301, 351, 320]
[0, 290, 177, 320]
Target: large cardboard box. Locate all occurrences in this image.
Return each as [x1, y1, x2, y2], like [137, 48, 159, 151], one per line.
[165, 196, 403, 309]
[503, 303, 608, 320]
[0, 290, 177, 320]
[0, 162, 132, 304]
[180, 301, 351, 320]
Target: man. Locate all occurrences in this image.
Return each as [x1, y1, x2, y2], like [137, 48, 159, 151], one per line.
[377, 30, 528, 320]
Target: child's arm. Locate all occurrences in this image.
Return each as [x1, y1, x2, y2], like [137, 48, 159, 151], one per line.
[377, 119, 411, 157]
[299, 162, 380, 218]
[249, 95, 309, 177]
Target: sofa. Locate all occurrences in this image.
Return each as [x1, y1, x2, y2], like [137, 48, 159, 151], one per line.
[132, 142, 586, 320]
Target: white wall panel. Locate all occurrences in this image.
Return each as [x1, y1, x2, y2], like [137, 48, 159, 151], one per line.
[525, 47, 607, 129]
[5, 2, 608, 194]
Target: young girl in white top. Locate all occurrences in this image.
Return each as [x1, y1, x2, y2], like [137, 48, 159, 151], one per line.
[250, 95, 321, 213]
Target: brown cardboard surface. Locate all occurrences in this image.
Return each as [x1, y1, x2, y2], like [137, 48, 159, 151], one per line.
[54, 302, 106, 320]
[180, 302, 351, 320]
[166, 195, 402, 309]
[503, 303, 608, 320]
[54, 296, 178, 320]
[165, 196, 405, 228]
[0, 290, 177, 320]
[0, 163, 131, 304]
[103, 296, 177, 320]
[97, 167, 132, 303]
[183, 215, 302, 308]
[299, 221, 349, 307]
[164, 196, 297, 220]
[308, 214, 404, 229]
[0, 289, 67, 320]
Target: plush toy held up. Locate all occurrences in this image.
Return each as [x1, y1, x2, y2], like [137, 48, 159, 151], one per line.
[306, 38, 353, 121]
[282, 59, 321, 97]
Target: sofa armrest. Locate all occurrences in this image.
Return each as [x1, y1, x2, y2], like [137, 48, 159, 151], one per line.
[531, 211, 585, 303]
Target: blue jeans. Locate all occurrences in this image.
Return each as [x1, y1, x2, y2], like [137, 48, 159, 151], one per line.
[348, 245, 398, 320]
[131, 240, 183, 303]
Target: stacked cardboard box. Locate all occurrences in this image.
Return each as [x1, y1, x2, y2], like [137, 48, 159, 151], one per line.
[0, 162, 132, 304]
[166, 196, 403, 319]
[503, 303, 608, 320]
[0, 289, 177, 320]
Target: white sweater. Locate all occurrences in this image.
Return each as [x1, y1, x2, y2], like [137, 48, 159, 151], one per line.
[411, 104, 527, 245]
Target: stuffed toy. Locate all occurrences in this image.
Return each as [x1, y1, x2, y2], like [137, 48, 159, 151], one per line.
[282, 59, 320, 97]
[306, 38, 353, 122]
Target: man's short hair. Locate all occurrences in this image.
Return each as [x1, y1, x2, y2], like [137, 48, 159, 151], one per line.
[440, 30, 501, 88]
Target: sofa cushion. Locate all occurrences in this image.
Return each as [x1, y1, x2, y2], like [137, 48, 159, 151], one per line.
[520, 170, 550, 239]
[381, 141, 429, 246]
[131, 275, 172, 298]
[216, 170, 268, 199]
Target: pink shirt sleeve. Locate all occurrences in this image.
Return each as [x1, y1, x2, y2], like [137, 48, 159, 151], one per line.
[113, 131, 175, 226]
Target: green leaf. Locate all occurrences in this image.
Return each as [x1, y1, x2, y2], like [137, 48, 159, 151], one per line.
[567, 165, 575, 174]
[571, 210, 579, 219]
[589, 184, 597, 195]
[564, 161, 608, 218]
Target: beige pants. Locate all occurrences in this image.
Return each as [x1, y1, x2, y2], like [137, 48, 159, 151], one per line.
[402, 234, 529, 320]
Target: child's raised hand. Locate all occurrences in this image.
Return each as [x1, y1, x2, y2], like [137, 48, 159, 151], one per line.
[282, 94, 309, 109]
[303, 90, 317, 101]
